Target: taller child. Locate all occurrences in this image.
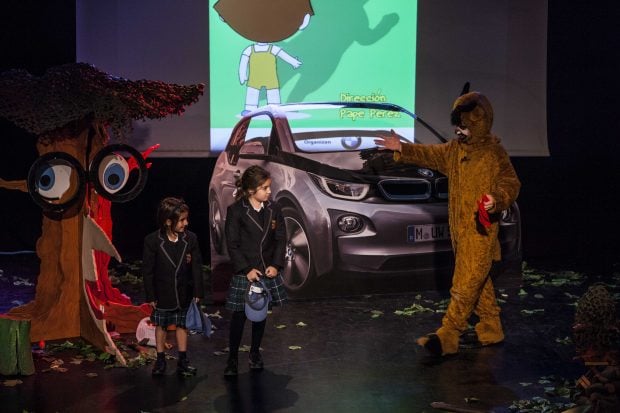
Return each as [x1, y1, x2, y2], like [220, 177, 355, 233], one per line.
[224, 165, 287, 375]
[375, 91, 520, 356]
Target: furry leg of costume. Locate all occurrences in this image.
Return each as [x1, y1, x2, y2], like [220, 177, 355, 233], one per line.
[473, 274, 503, 345]
[418, 239, 502, 355]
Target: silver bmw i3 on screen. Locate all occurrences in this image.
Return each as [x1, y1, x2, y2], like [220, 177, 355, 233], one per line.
[209, 102, 521, 295]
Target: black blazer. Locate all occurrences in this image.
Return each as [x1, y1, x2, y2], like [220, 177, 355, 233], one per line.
[142, 230, 204, 310]
[225, 199, 286, 275]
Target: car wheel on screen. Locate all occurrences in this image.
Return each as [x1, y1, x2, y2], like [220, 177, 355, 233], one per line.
[282, 206, 314, 292]
[209, 195, 225, 255]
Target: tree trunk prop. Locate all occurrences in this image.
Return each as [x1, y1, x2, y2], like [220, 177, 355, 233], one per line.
[0, 63, 204, 364]
[3, 126, 152, 363]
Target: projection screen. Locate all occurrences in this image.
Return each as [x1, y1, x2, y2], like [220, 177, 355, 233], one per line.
[76, 0, 548, 157]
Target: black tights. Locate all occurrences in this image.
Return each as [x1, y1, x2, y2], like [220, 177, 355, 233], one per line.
[228, 311, 266, 358]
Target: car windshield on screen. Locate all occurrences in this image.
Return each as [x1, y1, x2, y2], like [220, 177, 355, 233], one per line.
[282, 103, 428, 153]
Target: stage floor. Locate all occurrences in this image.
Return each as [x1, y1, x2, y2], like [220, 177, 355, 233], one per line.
[0, 255, 618, 412]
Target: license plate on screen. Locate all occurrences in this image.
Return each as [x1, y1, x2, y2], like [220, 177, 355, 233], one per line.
[407, 224, 450, 243]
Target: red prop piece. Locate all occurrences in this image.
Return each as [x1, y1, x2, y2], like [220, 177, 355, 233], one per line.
[127, 143, 160, 171]
[477, 194, 491, 228]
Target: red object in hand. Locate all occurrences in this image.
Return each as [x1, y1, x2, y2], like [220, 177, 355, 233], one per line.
[477, 195, 491, 228]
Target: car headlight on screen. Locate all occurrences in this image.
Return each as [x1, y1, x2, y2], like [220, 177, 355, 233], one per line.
[308, 173, 369, 200]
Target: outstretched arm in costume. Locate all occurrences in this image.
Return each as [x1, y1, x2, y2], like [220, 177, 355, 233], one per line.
[375, 130, 450, 175]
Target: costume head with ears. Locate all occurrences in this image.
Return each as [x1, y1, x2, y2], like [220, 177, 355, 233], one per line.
[450, 91, 494, 141]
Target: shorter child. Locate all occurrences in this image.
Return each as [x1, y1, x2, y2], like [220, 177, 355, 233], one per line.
[143, 197, 204, 376]
[224, 165, 287, 376]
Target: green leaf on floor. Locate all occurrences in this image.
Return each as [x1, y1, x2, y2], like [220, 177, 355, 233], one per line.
[394, 303, 434, 316]
[555, 336, 572, 345]
[370, 310, 383, 318]
[520, 308, 545, 316]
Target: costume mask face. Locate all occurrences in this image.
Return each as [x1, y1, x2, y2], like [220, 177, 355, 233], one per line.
[450, 92, 494, 141]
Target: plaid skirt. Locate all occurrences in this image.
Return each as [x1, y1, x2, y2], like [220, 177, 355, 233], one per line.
[150, 307, 188, 328]
[226, 274, 288, 312]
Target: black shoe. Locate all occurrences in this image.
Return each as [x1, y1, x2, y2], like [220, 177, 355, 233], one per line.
[152, 359, 166, 376]
[420, 334, 443, 356]
[224, 357, 238, 377]
[459, 329, 483, 349]
[249, 352, 264, 370]
[177, 358, 197, 376]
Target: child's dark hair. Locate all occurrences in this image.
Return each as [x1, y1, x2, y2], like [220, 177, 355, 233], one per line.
[235, 165, 271, 200]
[157, 197, 189, 232]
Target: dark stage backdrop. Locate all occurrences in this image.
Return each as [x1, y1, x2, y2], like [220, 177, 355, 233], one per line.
[0, 1, 618, 273]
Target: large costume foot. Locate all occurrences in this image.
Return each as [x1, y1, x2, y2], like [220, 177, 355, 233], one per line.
[459, 327, 504, 349]
[475, 319, 504, 346]
[459, 329, 483, 349]
[417, 334, 443, 356]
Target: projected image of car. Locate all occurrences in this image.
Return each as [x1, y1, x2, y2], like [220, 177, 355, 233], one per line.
[208, 102, 521, 294]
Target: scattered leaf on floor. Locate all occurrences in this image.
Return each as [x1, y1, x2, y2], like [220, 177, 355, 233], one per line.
[207, 310, 223, 319]
[394, 303, 434, 316]
[520, 309, 545, 316]
[370, 310, 383, 318]
[555, 336, 572, 345]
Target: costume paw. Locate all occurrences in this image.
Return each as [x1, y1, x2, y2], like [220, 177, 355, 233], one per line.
[417, 334, 443, 356]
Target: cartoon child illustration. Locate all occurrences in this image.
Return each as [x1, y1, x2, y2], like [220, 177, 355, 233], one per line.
[214, 0, 314, 114]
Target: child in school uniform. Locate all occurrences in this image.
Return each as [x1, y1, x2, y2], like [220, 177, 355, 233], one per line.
[143, 197, 204, 376]
[224, 165, 287, 376]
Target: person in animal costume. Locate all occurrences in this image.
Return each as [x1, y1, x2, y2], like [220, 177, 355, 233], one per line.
[375, 90, 521, 356]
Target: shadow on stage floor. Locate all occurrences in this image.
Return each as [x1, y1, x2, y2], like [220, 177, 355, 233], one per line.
[1, 253, 618, 412]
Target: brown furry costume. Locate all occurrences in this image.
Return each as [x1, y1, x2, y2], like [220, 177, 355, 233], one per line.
[395, 92, 521, 355]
